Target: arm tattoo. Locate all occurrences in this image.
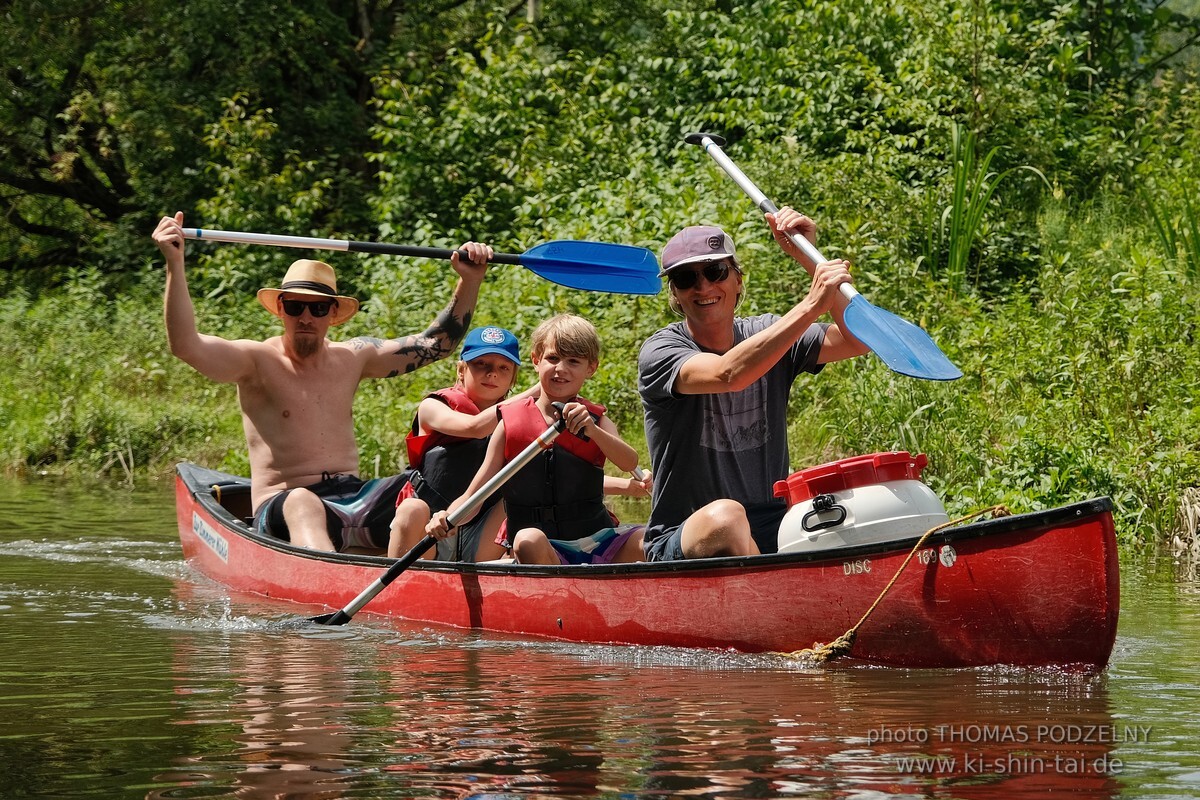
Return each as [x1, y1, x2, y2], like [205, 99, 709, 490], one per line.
[386, 299, 474, 376]
[350, 337, 385, 351]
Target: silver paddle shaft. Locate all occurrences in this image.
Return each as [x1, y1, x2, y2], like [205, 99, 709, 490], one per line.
[333, 419, 565, 620]
[182, 227, 521, 265]
[692, 134, 861, 302]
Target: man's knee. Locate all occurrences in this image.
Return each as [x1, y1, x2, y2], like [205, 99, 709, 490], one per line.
[281, 489, 337, 550]
[282, 487, 323, 516]
[696, 499, 749, 534]
[682, 500, 756, 557]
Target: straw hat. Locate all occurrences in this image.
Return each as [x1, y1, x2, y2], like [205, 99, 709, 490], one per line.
[256, 260, 359, 325]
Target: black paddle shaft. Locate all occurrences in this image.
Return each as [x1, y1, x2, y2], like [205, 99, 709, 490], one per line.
[345, 240, 522, 265]
[310, 535, 437, 626]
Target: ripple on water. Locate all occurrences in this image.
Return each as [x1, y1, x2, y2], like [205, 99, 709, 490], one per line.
[2, 478, 1200, 799]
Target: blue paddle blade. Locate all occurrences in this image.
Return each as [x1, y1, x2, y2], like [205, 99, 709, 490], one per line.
[518, 240, 661, 295]
[843, 295, 963, 381]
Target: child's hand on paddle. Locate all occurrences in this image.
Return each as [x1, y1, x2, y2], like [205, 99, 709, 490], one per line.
[425, 510, 454, 540]
[561, 401, 595, 438]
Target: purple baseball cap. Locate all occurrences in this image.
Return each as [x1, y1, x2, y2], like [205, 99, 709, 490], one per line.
[659, 225, 738, 276]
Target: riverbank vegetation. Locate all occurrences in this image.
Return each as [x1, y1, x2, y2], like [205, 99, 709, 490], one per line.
[3, 0, 1199, 545]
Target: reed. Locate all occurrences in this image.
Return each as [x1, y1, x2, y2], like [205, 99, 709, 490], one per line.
[1144, 190, 1200, 277]
[924, 125, 1048, 294]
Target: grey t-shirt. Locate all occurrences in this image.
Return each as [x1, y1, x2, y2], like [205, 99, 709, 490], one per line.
[637, 315, 827, 537]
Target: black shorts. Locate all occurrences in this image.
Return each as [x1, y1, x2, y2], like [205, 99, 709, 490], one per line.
[254, 473, 408, 550]
[642, 501, 787, 561]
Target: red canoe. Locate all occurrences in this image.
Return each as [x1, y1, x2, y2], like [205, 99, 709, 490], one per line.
[174, 462, 1120, 668]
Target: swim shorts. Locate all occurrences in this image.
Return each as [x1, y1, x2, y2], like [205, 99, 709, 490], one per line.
[548, 524, 644, 565]
[255, 473, 408, 551]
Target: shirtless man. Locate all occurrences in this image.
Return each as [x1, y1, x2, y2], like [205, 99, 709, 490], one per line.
[153, 211, 492, 552]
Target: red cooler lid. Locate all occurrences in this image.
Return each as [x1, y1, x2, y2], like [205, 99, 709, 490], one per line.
[773, 452, 929, 507]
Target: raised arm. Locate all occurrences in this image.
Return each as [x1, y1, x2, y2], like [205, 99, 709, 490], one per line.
[675, 259, 850, 395]
[766, 207, 868, 365]
[674, 211, 863, 394]
[416, 395, 501, 440]
[359, 242, 492, 379]
[419, 382, 538, 439]
[154, 212, 255, 384]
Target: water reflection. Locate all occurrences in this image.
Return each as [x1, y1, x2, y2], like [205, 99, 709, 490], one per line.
[4, 478, 1196, 799]
[149, 581, 1123, 799]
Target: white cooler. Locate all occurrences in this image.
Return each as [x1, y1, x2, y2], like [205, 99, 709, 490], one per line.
[774, 452, 949, 554]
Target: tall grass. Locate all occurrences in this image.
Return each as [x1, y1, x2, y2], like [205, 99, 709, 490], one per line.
[2, 199, 1198, 545]
[924, 125, 1050, 295]
[1144, 189, 1200, 277]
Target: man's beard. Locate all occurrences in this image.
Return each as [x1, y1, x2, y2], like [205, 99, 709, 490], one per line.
[294, 333, 320, 358]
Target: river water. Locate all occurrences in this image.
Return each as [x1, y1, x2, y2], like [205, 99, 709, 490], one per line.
[1, 476, 1198, 799]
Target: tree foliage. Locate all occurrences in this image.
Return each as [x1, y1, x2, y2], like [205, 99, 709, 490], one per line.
[0, 0, 395, 286]
[4, 0, 1200, 540]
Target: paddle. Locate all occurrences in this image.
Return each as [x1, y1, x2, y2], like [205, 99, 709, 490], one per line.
[182, 227, 661, 296]
[684, 132, 963, 381]
[309, 405, 570, 626]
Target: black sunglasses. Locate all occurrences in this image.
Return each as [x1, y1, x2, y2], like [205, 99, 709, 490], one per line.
[668, 261, 733, 291]
[281, 298, 336, 318]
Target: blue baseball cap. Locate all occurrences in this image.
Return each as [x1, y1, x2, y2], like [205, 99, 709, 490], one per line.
[460, 326, 521, 366]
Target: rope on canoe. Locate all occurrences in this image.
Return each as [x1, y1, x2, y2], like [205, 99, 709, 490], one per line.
[784, 504, 1012, 664]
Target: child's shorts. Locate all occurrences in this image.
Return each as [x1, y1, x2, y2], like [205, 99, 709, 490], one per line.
[548, 524, 644, 565]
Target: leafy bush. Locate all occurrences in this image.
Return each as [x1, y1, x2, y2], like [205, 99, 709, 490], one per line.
[3, 0, 1200, 545]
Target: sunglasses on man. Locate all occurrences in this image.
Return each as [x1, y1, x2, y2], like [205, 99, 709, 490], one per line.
[281, 298, 336, 318]
[667, 261, 735, 291]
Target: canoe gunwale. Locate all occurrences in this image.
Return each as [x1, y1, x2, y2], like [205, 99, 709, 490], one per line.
[177, 461, 1115, 578]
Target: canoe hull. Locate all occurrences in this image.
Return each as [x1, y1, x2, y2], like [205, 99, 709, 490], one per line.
[175, 463, 1119, 668]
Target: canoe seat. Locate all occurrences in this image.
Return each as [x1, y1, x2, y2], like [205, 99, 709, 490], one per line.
[210, 481, 253, 525]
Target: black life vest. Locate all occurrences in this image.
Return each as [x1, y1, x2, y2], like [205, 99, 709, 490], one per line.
[499, 396, 615, 540]
[404, 386, 494, 511]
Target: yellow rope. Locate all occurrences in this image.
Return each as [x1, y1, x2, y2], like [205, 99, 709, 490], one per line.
[785, 504, 1011, 663]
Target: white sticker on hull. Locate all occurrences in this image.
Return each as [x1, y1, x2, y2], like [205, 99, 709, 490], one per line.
[939, 545, 957, 567]
[192, 512, 229, 563]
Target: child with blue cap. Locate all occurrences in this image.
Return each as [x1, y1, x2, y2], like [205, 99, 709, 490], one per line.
[388, 326, 533, 561]
[427, 314, 650, 565]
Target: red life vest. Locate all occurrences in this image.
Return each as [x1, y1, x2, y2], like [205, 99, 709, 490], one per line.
[501, 396, 606, 465]
[404, 386, 481, 469]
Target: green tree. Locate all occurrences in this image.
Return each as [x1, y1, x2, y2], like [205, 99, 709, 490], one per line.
[0, 0, 390, 287]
